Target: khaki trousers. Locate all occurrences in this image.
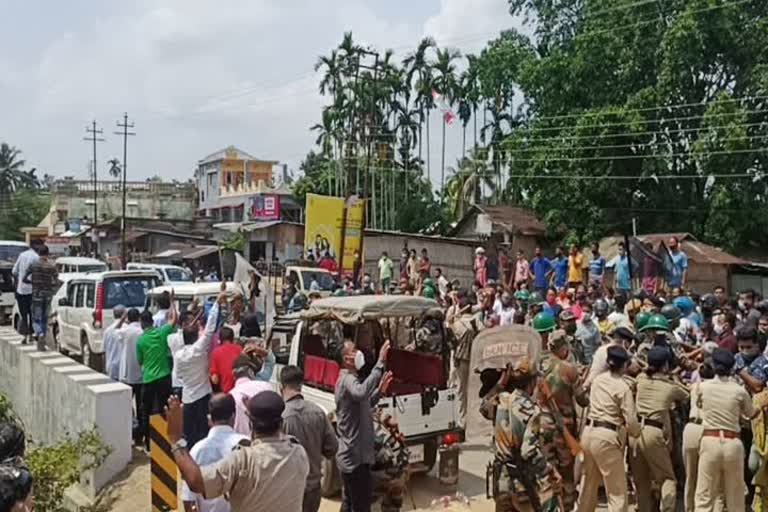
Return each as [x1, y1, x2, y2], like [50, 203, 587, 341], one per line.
[682, 423, 703, 512]
[684, 424, 725, 512]
[451, 359, 469, 428]
[694, 436, 745, 512]
[629, 426, 676, 512]
[576, 426, 628, 512]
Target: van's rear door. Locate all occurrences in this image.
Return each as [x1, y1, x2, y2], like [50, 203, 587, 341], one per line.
[377, 387, 458, 439]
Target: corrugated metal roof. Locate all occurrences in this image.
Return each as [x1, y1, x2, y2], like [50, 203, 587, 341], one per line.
[478, 205, 546, 236]
[182, 246, 220, 259]
[599, 233, 747, 265]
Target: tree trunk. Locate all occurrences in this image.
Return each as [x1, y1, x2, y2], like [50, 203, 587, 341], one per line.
[426, 109, 431, 186]
[473, 105, 478, 150]
[462, 124, 466, 158]
[441, 119, 447, 204]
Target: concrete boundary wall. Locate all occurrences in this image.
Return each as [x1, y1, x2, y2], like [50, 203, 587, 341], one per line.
[0, 328, 132, 498]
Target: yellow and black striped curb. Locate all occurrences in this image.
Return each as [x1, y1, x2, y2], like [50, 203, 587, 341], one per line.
[150, 414, 178, 511]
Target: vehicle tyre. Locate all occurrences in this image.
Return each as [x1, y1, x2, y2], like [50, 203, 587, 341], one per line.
[423, 438, 438, 473]
[320, 456, 341, 498]
[81, 334, 104, 372]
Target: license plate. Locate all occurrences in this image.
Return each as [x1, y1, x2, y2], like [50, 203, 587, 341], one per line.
[408, 444, 424, 464]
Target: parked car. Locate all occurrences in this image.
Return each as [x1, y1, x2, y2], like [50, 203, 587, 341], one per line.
[126, 263, 194, 285]
[0, 261, 15, 324]
[54, 270, 161, 370]
[55, 256, 108, 279]
[0, 241, 29, 262]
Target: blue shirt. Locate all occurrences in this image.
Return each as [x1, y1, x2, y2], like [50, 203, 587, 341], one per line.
[588, 255, 606, 280]
[529, 256, 552, 289]
[609, 255, 636, 291]
[734, 353, 768, 383]
[668, 250, 688, 287]
[551, 256, 569, 289]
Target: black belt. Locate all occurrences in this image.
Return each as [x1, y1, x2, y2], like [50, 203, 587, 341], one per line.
[586, 419, 618, 431]
[689, 418, 702, 425]
[639, 417, 665, 430]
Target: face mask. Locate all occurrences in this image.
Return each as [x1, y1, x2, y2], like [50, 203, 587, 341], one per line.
[741, 348, 760, 360]
[354, 350, 366, 370]
[713, 324, 725, 335]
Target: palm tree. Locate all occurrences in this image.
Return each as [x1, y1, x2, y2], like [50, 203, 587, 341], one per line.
[433, 48, 461, 200]
[0, 143, 27, 195]
[107, 158, 122, 179]
[442, 153, 496, 219]
[404, 37, 436, 184]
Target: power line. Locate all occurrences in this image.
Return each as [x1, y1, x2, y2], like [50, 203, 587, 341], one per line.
[83, 121, 105, 233]
[115, 113, 136, 268]
[517, 95, 768, 124]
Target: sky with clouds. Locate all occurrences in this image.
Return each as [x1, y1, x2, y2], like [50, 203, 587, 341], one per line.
[1, 0, 520, 186]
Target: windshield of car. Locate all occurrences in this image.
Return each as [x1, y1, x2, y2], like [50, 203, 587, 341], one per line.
[301, 271, 335, 291]
[0, 270, 13, 292]
[78, 264, 108, 273]
[0, 245, 27, 262]
[104, 276, 160, 308]
[165, 268, 193, 282]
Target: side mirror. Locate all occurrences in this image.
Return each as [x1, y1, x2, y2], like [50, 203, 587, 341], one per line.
[58, 297, 70, 307]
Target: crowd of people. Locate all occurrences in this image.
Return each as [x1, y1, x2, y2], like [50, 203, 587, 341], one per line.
[3, 235, 768, 512]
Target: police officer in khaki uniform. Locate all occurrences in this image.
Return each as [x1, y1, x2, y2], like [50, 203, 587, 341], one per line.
[576, 345, 641, 512]
[167, 390, 310, 512]
[695, 348, 758, 512]
[629, 346, 689, 512]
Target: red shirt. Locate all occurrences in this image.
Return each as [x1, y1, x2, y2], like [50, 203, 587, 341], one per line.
[210, 343, 243, 393]
[319, 256, 337, 272]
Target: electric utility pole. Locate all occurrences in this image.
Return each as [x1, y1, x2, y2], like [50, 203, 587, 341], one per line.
[83, 121, 104, 254]
[115, 113, 135, 268]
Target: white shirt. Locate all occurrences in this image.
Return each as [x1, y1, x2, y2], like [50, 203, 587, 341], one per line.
[12, 249, 39, 295]
[103, 320, 122, 380]
[168, 332, 185, 389]
[492, 299, 503, 317]
[230, 377, 273, 436]
[180, 425, 249, 512]
[437, 275, 449, 298]
[607, 311, 631, 330]
[584, 343, 612, 388]
[499, 307, 516, 326]
[171, 302, 219, 404]
[153, 309, 168, 328]
[118, 322, 144, 385]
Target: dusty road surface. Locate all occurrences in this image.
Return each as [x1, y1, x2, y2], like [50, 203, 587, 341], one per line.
[104, 438, 498, 511]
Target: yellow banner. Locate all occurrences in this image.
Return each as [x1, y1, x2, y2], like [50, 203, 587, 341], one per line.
[341, 197, 364, 275]
[304, 194, 345, 270]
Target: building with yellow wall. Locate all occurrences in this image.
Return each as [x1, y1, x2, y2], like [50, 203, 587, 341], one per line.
[196, 146, 279, 217]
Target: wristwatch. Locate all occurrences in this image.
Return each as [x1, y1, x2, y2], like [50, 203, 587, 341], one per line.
[172, 438, 189, 453]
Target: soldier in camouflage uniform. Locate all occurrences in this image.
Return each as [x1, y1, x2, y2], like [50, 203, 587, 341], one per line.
[538, 330, 589, 511]
[372, 411, 410, 512]
[491, 356, 562, 512]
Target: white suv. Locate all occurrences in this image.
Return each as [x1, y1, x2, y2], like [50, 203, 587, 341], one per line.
[54, 270, 161, 370]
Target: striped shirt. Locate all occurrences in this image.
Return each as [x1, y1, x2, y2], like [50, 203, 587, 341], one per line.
[27, 260, 58, 299]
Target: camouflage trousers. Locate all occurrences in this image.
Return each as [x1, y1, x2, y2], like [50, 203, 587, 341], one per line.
[539, 411, 576, 511]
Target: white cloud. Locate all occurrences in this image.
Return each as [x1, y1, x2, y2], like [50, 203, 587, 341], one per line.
[2, 0, 520, 184]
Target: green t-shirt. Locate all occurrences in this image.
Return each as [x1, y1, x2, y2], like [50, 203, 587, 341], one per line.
[378, 257, 394, 281]
[136, 323, 175, 384]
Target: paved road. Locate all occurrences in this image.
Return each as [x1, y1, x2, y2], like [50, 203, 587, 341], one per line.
[319, 437, 496, 511]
